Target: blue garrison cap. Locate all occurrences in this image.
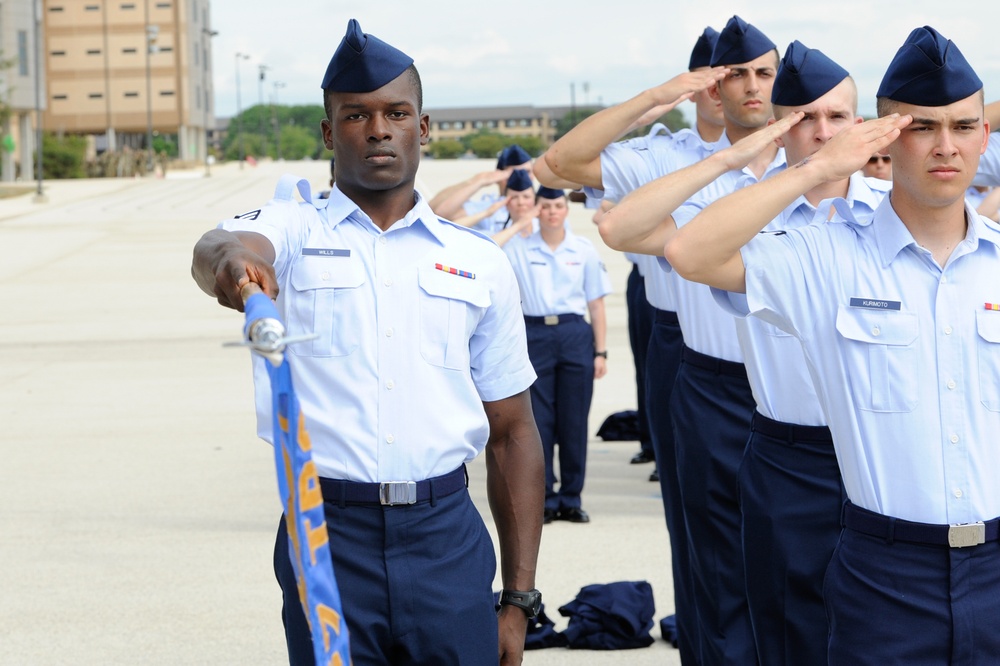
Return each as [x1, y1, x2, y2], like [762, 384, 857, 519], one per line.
[877, 26, 982, 106]
[710, 15, 776, 67]
[536, 185, 565, 200]
[321, 19, 413, 92]
[772, 41, 850, 106]
[497, 144, 532, 170]
[689, 27, 720, 70]
[506, 169, 533, 192]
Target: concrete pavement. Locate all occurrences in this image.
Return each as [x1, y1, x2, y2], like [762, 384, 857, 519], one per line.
[0, 159, 680, 665]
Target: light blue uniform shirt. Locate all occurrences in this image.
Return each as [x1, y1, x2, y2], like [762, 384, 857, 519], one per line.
[221, 181, 536, 483]
[668, 135, 787, 362]
[713, 173, 889, 425]
[589, 124, 716, 312]
[503, 229, 612, 316]
[972, 133, 1000, 187]
[741, 198, 1000, 524]
[462, 192, 510, 235]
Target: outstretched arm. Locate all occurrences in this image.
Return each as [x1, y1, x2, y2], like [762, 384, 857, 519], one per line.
[429, 168, 514, 219]
[600, 113, 804, 255]
[491, 205, 539, 247]
[451, 196, 510, 228]
[191, 229, 278, 311]
[588, 297, 607, 379]
[484, 390, 544, 665]
[543, 69, 728, 189]
[665, 114, 911, 294]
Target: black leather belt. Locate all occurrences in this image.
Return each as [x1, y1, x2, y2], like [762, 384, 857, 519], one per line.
[653, 308, 679, 325]
[843, 501, 1000, 548]
[751, 411, 832, 443]
[524, 314, 584, 326]
[319, 465, 467, 506]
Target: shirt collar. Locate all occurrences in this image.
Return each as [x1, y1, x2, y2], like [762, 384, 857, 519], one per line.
[822, 172, 886, 227]
[324, 185, 448, 245]
[873, 197, 1000, 267]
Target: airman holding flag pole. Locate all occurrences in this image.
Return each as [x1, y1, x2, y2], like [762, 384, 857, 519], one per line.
[192, 18, 543, 666]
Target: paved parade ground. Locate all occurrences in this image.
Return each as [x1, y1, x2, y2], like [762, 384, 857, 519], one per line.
[1, 158, 681, 665]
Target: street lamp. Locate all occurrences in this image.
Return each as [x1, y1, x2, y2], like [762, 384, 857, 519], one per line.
[32, 0, 45, 203]
[272, 81, 285, 160]
[202, 28, 218, 176]
[234, 52, 250, 169]
[258, 64, 269, 157]
[145, 0, 159, 173]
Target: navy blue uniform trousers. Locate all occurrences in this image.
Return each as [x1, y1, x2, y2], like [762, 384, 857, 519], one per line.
[646, 309, 698, 665]
[671, 346, 756, 666]
[828, 502, 1000, 665]
[525, 316, 594, 512]
[740, 412, 845, 666]
[626, 264, 654, 456]
[274, 485, 498, 666]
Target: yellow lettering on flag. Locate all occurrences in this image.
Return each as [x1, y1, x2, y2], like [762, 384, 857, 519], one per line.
[300, 461, 323, 511]
[317, 603, 343, 650]
[297, 412, 313, 451]
[304, 518, 329, 566]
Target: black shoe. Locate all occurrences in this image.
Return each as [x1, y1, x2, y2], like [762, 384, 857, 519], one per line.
[558, 507, 590, 523]
[649, 469, 660, 483]
[543, 508, 558, 524]
[630, 450, 655, 464]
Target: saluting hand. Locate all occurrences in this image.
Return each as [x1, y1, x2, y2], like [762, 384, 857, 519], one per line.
[716, 111, 805, 172]
[650, 67, 730, 107]
[797, 113, 912, 182]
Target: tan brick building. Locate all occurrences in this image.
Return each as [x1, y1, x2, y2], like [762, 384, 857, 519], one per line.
[425, 105, 584, 148]
[41, 0, 214, 160]
[1, 0, 46, 182]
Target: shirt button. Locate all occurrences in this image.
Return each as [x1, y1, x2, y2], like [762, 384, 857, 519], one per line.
[941, 276, 948, 283]
[954, 488, 963, 498]
[944, 326, 953, 335]
[386, 434, 395, 444]
[386, 380, 395, 390]
[950, 434, 959, 444]
[321, 271, 331, 281]
[871, 325, 881, 336]
[386, 328, 394, 337]
[947, 380, 957, 390]
[384, 277, 393, 287]
[379, 236, 387, 245]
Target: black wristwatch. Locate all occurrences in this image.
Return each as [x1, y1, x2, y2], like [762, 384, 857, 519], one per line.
[594, 350, 608, 359]
[499, 588, 542, 619]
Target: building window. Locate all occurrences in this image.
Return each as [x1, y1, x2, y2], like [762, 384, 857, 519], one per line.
[486, 120, 497, 128]
[519, 119, 529, 127]
[439, 121, 450, 130]
[124, 92, 139, 98]
[17, 32, 28, 76]
[89, 93, 103, 99]
[121, 3, 135, 9]
[159, 90, 175, 96]
[85, 5, 100, 10]
[51, 50, 67, 56]
[505, 120, 516, 128]
[53, 94, 68, 100]
[453, 121, 464, 130]
[159, 46, 173, 52]
[49, 6, 64, 11]
[196, 85, 201, 109]
[87, 49, 102, 55]
[473, 120, 483, 129]
[122, 48, 137, 54]
[194, 45, 199, 65]
[156, 2, 171, 7]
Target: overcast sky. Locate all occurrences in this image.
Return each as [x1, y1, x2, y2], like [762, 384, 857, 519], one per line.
[210, 1, 1000, 127]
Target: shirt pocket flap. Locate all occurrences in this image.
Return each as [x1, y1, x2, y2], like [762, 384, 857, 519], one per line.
[418, 266, 491, 308]
[836, 305, 918, 346]
[290, 256, 365, 291]
[976, 310, 1000, 343]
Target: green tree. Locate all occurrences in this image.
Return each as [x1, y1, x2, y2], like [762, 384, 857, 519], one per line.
[277, 125, 320, 160]
[465, 129, 506, 158]
[427, 139, 466, 159]
[152, 133, 178, 158]
[41, 133, 87, 178]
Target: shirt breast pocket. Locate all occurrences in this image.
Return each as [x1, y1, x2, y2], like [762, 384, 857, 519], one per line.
[417, 266, 491, 370]
[976, 311, 1000, 412]
[835, 306, 919, 413]
[286, 257, 366, 357]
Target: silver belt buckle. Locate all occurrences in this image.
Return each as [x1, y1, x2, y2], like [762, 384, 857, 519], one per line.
[948, 522, 986, 548]
[543, 315, 559, 326]
[379, 481, 417, 506]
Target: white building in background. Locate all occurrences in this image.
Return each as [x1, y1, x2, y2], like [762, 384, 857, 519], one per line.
[0, 0, 46, 182]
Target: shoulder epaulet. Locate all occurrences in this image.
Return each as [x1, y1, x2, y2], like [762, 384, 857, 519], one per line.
[436, 216, 499, 246]
[272, 174, 322, 209]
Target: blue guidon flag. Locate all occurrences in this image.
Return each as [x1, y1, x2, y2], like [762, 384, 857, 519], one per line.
[243, 291, 351, 666]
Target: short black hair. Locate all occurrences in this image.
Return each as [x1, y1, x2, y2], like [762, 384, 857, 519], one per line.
[323, 64, 423, 119]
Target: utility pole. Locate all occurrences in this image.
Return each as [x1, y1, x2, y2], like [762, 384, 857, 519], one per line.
[234, 52, 250, 169]
[258, 64, 269, 157]
[144, 0, 158, 173]
[32, 0, 46, 203]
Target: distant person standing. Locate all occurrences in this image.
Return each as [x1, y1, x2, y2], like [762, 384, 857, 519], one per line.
[429, 144, 532, 233]
[862, 152, 892, 180]
[499, 185, 611, 524]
